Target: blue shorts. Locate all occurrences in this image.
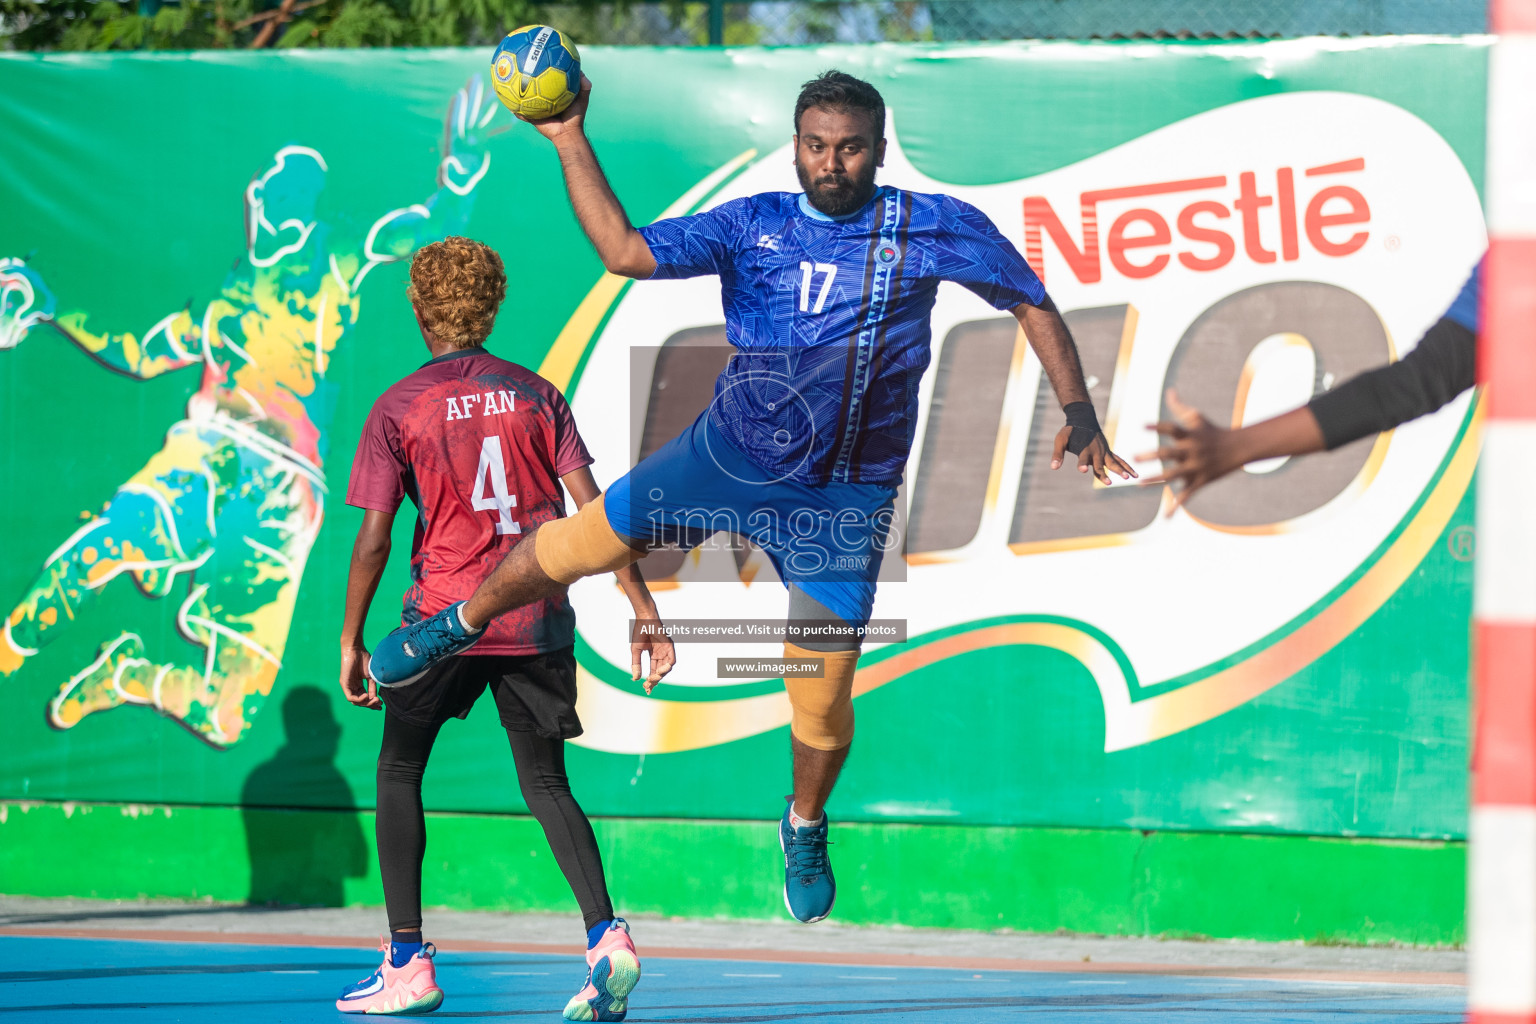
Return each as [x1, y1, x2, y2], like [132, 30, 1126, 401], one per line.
[604, 413, 897, 628]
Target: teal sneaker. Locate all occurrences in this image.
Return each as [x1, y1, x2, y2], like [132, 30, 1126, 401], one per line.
[779, 804, 835, 923]
[367, 601, 482, 687]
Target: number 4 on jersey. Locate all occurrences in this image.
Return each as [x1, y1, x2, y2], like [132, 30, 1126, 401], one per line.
[471, 435, 521, 535]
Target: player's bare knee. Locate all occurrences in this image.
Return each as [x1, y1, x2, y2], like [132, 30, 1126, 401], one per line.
[784, 642, 857, 751]
[533, 493, 643, 585]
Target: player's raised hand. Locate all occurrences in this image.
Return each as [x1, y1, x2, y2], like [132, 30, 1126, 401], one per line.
[340, 645, 383, 711]
[1050, 421, 1138, 485]
[630, 617, 676, 694]
[522, 75, 591, 141]
[439, 75, 498, 197]
[1137, 388, 1329, 516]
[1137, 389, 1235, 516]
[0, 258, 55, 350]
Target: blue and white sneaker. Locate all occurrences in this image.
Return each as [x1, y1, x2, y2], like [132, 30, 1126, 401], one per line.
[367, 601, 483, 687]
[779, 804, 835, 923]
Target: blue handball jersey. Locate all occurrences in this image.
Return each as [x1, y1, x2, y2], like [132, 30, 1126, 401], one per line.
[638, 186, 1046, 486]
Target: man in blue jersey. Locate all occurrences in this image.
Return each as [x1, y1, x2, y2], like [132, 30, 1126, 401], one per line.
[369, 70, 1135, 924]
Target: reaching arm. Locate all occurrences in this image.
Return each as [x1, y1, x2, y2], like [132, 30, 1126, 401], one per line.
[1140, 315, 1476, 515]
[1306, 316, 1476, 449]
[1139, 392, 1325, 516]
[339, 509, 394, 710]
[934, 200, 1131, 484]
[1014, 296, 1137, 483]
[528, 79, 658, 279]
[1016, 297, 1091, 406]
[4, 258, 198, 378]
[1140, 260, 1482, 511]
[561, 466, 675, 690]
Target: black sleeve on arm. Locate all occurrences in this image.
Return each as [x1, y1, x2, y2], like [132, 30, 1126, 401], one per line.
[1306, 317, 1477, 451]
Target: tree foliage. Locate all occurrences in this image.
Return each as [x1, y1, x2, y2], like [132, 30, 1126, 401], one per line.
[0, 0, 576, 50]
[1, 0, 935, 51]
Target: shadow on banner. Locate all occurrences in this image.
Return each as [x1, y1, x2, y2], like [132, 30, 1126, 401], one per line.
[241, 686, 367, 907]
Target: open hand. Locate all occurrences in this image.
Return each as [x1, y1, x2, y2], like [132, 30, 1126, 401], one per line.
[1051, 425, 1137, 485]
[1137, 389, 1240, 516]
[0, 258, 55, 350]
[439, 75, 498, 197]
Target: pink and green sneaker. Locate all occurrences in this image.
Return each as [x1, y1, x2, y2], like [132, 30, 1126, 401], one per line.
[562, 919, 641, 1022]
[335, 938, 444, 1015]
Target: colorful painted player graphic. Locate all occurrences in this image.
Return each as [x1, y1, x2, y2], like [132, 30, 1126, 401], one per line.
[0, 78, 500, 747]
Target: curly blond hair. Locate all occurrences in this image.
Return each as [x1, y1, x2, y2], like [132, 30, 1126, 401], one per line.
[407, 237, 508, 349]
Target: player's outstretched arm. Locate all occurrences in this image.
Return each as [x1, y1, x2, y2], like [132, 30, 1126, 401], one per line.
[52, 309, 202, 380]
[562, 466, 675, 691]
[1139, 312, 1475, 515]
[4, 258, 200, 377]
[1014, 296, 1137, 484]
[339, 509, 394, 711]
[1138, 391, 1325, 516]
[523, 78, 658, 279]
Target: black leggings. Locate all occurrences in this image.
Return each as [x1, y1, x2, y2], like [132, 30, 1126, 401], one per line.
[376, 711, 614, 932]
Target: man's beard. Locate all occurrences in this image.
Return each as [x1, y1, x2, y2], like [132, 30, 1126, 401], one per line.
[795, 158, 878, 218]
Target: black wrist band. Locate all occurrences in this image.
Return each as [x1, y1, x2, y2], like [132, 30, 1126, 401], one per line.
[1063, 401, 1101, 455]
[1064, 402, 1099, 428]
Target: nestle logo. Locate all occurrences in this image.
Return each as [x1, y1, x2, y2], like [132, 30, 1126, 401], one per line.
[1024, 158, 1369, 284]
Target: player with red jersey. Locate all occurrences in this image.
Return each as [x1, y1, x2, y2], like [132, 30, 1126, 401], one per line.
[336, 237, 674, 1021]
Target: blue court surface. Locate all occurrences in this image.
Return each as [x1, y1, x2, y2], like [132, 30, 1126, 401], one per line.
[1, 935, 1462, 1023]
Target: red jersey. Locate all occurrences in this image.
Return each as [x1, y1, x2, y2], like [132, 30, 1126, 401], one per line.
[346, 347, 593, 654]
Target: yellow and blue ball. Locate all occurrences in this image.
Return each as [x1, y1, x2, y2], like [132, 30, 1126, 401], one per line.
[491, 25, 581, 121]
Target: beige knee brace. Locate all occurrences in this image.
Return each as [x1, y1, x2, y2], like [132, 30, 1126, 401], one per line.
[534, 494, 643, 585]
[783, 642, 858, 751]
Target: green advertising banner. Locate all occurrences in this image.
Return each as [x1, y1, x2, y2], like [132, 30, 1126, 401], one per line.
[0, 38, 1485, 841]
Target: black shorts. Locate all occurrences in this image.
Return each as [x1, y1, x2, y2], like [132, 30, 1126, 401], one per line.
[380, 647, 582, 739]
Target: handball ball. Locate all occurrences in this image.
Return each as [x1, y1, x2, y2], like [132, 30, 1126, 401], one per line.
[491, 25, 581, 120]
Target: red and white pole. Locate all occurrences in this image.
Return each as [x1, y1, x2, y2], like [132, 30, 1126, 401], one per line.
[1471, 1, 1536, 1021]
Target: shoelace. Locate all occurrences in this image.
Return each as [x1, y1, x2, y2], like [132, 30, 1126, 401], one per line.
[402, 611, 470, 660]
[785, 830, 832, 883]
[340, 939, 393, 990]
[345, 964, 384, 991]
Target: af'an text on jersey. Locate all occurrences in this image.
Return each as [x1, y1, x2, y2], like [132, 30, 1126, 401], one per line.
[446, 390, 518, 421]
